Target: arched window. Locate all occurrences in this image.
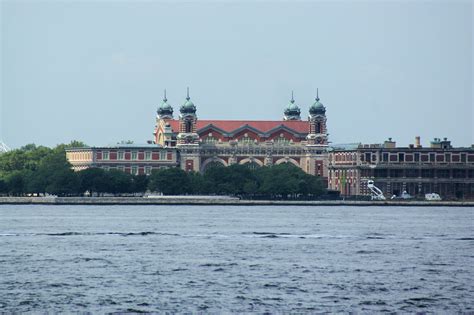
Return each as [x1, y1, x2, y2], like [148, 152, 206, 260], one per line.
[204, 136, 218, 144]
[275, 136, 290, 145]
[185, 120, 192, 133]
[316, 122, 321, 134]
[240, 136, 254, 144]
[203, 161, 225, 172]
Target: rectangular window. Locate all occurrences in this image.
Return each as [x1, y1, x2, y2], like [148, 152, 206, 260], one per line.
[118, 166, 125, 172]
[131, 151, 138, 160]
[131, 166, 138, 175]
[145, 151, 151, 160]
[383, 153, 389, 162]
[365, 153, 371, 163]
[118, 151, 124, 160]
[160, 151, 166, 160]
[103, 151, 109, 160]
[145, 166, 151, 175]
[414, 153, 420, 162]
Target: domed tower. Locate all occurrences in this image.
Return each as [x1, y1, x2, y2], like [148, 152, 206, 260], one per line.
[177, 87, 199, 145]
[307, 89, 328, 145]
[157, 89, 173, 120]
[283, 91, 301, 121]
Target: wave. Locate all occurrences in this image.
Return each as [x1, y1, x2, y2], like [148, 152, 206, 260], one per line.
[0, 232, 179, 237]
[243, 232, 352, 239]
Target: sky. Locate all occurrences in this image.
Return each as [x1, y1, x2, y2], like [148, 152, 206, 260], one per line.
[1, 0, 473, 149]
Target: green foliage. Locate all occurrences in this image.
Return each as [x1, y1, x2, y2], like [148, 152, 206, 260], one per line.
[147, 163, 326, 198]
[0, 141, 87, 196]
[77, 168, 107, 195]
[148, 168, 190, 195]
[106, 170, 133, 195]
[203, 164, 258, 195]
[0, 179, 7, 194]
[46, 169, 80, 196]
[5, 171, 26, 196]
[132, 175, 149, 193]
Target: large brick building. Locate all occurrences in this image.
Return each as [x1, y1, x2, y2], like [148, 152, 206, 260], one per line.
[153, 89, 330, 179]
[328, 138, 474, 199]
[66, 89, 474, 199]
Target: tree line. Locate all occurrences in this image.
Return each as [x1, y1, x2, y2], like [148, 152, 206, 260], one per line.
[0, 143, 327, 199]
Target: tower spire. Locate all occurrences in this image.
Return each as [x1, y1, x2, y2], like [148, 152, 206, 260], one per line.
[291, 90, 294, 103]
[316, 88, 320, 101]
[186, 87, 190, 101]
[163, 89, 167, 102]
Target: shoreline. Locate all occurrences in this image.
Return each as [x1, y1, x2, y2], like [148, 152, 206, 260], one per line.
[0, 197, 473, 207]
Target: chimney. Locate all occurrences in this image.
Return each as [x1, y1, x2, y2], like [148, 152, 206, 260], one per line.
[440, 137, 452, 149]
[384, 137, 396, 149]
[415, 136, 421, 148]
[430, 137, 441, 149]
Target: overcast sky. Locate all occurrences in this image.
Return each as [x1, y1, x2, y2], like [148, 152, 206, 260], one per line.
[1, 0, 472, 149]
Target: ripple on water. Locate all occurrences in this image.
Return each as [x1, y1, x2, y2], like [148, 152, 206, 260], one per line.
[0, 205, 472, 313]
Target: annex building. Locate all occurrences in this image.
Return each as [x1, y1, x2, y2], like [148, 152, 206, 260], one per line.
[328, 138, 474, 199]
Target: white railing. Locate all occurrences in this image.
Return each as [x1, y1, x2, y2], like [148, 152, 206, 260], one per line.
[367, 180, 386, 200]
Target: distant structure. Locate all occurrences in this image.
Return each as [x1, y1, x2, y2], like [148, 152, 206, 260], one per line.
[0, 141, 11, 154]
[153, 88, 330, 181]
[328, 137, 474, 199]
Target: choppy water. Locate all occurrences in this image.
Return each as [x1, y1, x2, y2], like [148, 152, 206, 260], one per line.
[0, 205, 473, 313]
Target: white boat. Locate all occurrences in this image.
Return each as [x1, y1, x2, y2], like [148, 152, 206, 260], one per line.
[425, 193, 442, 201]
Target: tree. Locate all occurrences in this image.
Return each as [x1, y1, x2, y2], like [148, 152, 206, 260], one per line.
[203, 164, 258, 195]
[0, 178, 8, 195]
[188, 172, 211, 195]
[78, 168, 107, 195]
[106, 170, 133, 195]
[132, 174, 148, 194]
[148, 168, 190, 195]
[46, 169, 80, 196]
[255, 163, 325, 198]
[5, 171, 25, 196]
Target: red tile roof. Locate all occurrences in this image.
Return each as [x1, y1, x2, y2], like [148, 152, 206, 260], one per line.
[167, 120, 308, 134]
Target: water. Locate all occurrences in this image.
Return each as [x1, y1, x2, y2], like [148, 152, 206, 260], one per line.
[0, 205, 473, 313]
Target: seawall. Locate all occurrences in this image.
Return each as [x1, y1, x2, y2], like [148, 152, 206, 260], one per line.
[0, 197, 473, 207]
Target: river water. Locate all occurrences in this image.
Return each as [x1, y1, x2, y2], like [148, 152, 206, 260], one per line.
[0, 205, 473, 313]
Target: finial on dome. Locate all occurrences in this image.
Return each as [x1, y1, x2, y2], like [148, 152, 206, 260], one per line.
[163, 89, 167, 102]
[316, 88, 320, 101]
[291, 90, 295, 103]
[186, 87, 190, 101]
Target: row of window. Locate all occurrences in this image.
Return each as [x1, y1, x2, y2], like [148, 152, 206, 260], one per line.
[202, 136, 294, 144]
[101, 151, 170, 161]
[101, 165, 169, 175]
[358, 168, 474, 178]
[357, 152, 473, 164]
